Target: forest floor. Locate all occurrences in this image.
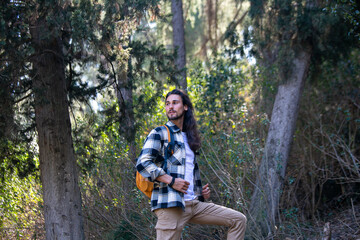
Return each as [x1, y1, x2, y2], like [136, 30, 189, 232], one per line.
[1, 204, 359, 239]
[313, 203, 360, 240]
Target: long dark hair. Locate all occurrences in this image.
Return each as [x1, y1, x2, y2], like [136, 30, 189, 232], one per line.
[165, 89, 201, 151]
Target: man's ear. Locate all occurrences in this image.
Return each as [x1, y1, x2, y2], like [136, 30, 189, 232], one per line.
[184, 105, 188, 111]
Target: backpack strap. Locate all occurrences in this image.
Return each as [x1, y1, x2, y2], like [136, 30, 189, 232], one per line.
[162, 124, 175, 172]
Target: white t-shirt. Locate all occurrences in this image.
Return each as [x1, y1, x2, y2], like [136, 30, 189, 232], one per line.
[182, 132, 196, 201]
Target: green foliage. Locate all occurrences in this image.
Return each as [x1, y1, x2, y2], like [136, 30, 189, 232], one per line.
[188, 56, 250, 133]
[333, 0, 360, 42]
[130, 40, 180, 138]
[109, 215, 146, 240]
[245, 0, 357, 81]
[73, 108, 157, 239]
[0, 0, 37, 181]
[0, 140, 36, 181]
[0, 169, 43, 239]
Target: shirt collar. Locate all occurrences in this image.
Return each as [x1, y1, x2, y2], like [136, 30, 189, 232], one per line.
[166, 121, 181, 133]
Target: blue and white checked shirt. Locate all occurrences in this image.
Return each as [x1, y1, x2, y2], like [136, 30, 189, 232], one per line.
[136, 121, 204, 211]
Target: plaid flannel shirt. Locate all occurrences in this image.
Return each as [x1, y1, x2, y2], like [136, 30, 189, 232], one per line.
[136, 121, 203, 211]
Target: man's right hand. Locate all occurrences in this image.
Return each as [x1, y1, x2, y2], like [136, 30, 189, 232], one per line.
[172, 178, 190, 194]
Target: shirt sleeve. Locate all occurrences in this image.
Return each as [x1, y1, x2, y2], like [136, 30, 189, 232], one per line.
[136, 128, 166, 182]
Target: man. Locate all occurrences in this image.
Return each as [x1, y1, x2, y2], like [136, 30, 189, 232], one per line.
[136, 89, 247, 240]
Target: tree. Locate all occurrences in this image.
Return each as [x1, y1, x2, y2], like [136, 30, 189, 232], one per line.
[245, 0, 356, 236]
[115, 57, 137, 158]
[250, 47, 311, 235]
[192, 0, 248, 59]
[0, 0, 37, 180]
[97, 0, 137, 159]
[29, 2, 84, 238]
[1, 0, 170, 237]
[95, 0, 164, 160]
[172, 0, 187, 90]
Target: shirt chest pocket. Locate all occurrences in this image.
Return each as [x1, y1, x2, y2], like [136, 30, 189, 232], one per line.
[168, 142, 183, 166]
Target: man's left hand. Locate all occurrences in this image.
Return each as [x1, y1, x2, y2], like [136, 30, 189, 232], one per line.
[202, 183, 211, 200]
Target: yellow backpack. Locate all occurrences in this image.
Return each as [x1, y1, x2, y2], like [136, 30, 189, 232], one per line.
[136, 125, 174, 198]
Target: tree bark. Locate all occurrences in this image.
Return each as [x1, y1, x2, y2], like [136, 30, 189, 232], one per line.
[116, 57, 136, 160]
[249, 47, 312, 236]
[171, 0, 187, 90]
[30, 15, 84, 240]
[0, 80, 14, 139]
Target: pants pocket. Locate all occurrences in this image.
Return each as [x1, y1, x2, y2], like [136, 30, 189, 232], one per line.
[154, 208, 179, 230]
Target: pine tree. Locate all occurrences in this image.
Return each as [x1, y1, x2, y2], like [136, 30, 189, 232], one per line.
[172, 0, 187, 90]
[29, 1, 85, 238]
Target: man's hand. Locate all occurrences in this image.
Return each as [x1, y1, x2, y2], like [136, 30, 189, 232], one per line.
[202, 183, 211, 200]
[172, 178, 190, 194]
[156, 174, 190, 194]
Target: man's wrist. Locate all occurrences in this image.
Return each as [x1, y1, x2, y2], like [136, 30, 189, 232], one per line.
[168, 177, 175, 187]
[156, 174, 173, 185]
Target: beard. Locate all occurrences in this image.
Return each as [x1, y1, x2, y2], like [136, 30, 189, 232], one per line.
[167, 110, 185, 120]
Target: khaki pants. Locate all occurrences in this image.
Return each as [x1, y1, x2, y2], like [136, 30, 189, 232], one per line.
[154, 200, 247, 240]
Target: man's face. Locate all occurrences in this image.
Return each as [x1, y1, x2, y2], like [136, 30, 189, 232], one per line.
[165, 94, 188, 121]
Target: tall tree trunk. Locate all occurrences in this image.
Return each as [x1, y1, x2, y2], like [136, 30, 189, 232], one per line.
[116, 56, 136, 160]
[0, 80, 14, 139]
[171, 0, 187, 90]
[30, 15, 84, 240]
[249, 47, 312, 236]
